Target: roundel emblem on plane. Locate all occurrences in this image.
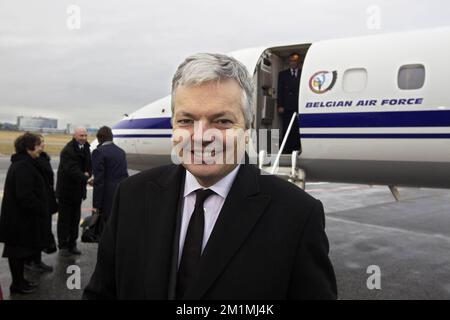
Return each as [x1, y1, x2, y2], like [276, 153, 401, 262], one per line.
[309, 70, 338, 94]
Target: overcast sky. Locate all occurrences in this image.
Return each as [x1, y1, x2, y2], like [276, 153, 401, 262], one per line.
[0, 0, 449, 128]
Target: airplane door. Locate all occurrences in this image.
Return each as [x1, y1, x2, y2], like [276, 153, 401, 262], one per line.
[251, 53, 280, 162]
[252, 45, 311, 165]
[249, 70, 260, 160]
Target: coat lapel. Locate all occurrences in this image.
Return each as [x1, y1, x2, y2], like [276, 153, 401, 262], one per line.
[184, 164, 271, 299]
[144, 165, 185, 299]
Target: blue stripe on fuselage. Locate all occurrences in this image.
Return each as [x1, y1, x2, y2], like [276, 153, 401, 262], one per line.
[299, 110, 450, 128]
[113, 134, 171, 138]
[112, 117, 172, 129]
[299, 133, 450, 139]
[112, 110, 450, 130]
[113, 133, 450, 139]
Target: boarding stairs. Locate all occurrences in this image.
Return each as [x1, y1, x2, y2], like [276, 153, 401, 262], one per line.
[257, 112, 306, 189]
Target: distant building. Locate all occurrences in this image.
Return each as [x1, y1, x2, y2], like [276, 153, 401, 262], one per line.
[66, 123, 74, 134]
[66, 123, 98, 135]
[17, 116, 57, 131]
[0, 122, 18, 131]
[86, 127, 98, 135]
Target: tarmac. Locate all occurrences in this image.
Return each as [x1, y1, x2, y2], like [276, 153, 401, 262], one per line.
[0, 156, 449, 300]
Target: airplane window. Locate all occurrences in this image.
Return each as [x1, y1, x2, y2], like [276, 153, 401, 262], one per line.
[343, 68, 367, 93]
[398, 64, 425, 90]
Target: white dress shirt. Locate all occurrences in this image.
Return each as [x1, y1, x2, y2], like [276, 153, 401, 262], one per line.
[290, 68, 298, 77]
[178, 165, 241, 266]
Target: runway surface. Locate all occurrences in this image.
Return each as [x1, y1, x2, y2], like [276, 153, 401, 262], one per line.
[0, 156, 449, 300]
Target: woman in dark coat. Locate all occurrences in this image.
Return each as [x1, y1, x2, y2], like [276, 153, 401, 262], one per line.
[25, 135, 58, 272]
[0, 132, 49, 294]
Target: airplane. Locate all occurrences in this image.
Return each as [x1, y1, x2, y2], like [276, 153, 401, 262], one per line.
[100, 26, 450, 198]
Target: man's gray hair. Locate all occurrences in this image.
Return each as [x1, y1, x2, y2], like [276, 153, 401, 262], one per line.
[171, 53, 254, 129]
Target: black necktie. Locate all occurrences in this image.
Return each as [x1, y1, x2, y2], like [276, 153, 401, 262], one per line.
[176, 188, 215, 299]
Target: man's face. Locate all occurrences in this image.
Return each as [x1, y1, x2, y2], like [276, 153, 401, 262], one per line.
[288, 55, 301, 69]
[37, 139, 45, 153]
[74, 129, 88, 145]
[172, 80, 247, 185]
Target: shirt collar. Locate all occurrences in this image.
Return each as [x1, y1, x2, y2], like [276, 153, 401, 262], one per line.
[184, 164, 241, 199]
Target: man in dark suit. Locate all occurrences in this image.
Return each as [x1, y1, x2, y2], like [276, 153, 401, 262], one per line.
[83, 53, 337, 300]
[56, 127, 92, 256]
[92, 126, 128, 228]
[277, 53, 302, 154]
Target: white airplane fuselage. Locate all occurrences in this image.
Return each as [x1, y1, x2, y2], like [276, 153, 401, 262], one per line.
[107, 27, 450, 188]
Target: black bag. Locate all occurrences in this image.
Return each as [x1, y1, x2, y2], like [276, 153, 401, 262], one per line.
[81, 211, 102, 243]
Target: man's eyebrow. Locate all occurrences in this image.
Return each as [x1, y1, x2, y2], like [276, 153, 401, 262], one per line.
[175, 111, 195, 118]
[210, 112, 236, 119]
[175, 111, 236, 118]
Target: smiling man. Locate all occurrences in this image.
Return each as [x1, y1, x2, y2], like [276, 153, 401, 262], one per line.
[83, 53, 337, 300]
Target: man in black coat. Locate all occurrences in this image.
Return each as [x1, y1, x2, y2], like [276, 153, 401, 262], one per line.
[277, 53, 302, 154]
[84, 53, 336, 300]
[92, 126, 128, 227]
[56, 127, 92, 255]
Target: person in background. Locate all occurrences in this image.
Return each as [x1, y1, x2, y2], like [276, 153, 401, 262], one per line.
[277, 52, 302, 154]
[92, 126, 128, 232]
[0, 132, 49, 294]
[56, 127, 92, 256]
[25, 135, 58, 273]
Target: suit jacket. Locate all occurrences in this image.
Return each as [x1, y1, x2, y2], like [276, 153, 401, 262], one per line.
[56, 139, 92, 205]
[92, 142, 128, 220]
[83, 164, 337, 300]
[277, 68, 301, 112]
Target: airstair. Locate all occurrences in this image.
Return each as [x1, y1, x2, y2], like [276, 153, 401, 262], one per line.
[257, 112, 306, 189]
